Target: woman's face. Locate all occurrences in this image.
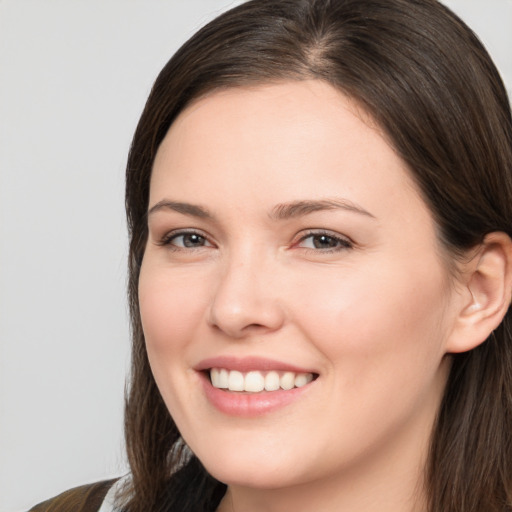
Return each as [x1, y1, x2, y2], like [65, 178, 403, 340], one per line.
[139, 81, 459, 491]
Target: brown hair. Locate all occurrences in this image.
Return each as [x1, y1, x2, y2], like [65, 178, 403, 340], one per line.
[122, 1, 512, 510]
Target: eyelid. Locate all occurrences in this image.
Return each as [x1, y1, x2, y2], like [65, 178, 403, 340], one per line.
[156, 228, 215, 248]
[293, 229, 354, 251]
[154, 227, 353, 252]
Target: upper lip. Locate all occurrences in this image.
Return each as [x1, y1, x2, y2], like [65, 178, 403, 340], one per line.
[195, 356, 317, 374]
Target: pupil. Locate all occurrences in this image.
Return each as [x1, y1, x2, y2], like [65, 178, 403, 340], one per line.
[184, 234, 203, 247]
[314, 235, 336, 248]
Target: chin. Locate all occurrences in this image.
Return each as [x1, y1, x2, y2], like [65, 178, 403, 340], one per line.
[204, 459, 296, 489]
[191, 438, 303, 489]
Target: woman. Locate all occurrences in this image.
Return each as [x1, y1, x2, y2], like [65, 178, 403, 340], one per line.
[31, 0, 512, 511]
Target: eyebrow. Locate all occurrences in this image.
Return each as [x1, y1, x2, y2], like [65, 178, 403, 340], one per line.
[147, 197, 375, 221]
[270, 198, 375, 220]
[148, 200, 213, 219]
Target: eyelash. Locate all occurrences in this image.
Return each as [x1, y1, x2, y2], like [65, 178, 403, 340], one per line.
[157, 229, 353, 253]
[294, 230, 353, 253]
[157, 229, 213, 251]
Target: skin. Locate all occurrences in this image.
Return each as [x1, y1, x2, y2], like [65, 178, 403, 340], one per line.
[139, 80, 470, 512]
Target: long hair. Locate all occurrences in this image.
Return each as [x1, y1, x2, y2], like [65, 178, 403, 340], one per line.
[122, 1, 512, 510]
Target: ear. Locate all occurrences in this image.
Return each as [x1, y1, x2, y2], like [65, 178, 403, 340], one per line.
[446, 232, 512, 354]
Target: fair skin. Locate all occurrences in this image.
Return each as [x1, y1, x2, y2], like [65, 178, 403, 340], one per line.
[138, 80, 512, 512]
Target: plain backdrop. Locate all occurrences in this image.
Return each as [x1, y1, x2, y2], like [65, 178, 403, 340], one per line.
[0, 1, 510, 511]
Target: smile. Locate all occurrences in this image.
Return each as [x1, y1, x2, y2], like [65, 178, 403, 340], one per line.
[210, 368, 315, 392]
[196, 357, 319, 415]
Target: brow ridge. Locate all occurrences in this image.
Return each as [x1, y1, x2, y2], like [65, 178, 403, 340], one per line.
[270, 198, 375, 220]
[147, 200, 212, 219]
[147, 197, 374, 221]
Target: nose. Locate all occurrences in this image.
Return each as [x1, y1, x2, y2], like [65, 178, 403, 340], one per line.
[208, 253, 285, 339]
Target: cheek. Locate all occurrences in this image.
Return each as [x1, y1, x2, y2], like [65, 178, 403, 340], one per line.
[138, 261, 209, 359]
[286, 260, 452, 460]
[137, 261, 214, 426]
[289, 256, 451, 377]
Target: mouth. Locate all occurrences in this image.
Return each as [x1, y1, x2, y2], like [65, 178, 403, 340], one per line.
[195, 356, 319, 415]
[208, 368, 317, 393]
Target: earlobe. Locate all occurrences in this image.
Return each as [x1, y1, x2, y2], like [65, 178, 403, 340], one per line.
[446, 232, 512, 354]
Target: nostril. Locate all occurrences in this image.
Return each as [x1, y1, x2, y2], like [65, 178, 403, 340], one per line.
[207, 276, 285, 338]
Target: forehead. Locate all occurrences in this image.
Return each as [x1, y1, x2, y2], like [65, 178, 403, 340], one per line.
[150, 80, 453, 273]
[151, 81, 419, 214]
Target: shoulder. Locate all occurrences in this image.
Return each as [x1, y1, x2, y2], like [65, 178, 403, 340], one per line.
[28, 479, 119, 512]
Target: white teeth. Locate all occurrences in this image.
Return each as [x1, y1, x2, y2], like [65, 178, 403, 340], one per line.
[244, 371, 265, 392]
[218, 368, 229, 388]
[228, 370, 245, 391]
[294, 373, 313, 388]
[264, 371, 280, 391]
[280, 372, 295, 390]
[211, 368, 221, 388]
[211, 368, 229, 389]
[209, 368, 315, 392]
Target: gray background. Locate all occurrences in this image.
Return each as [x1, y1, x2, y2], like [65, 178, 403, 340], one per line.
[0, 1, 510, 510]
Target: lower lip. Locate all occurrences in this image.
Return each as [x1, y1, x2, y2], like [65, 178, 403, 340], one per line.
[199, 372, 314, 417]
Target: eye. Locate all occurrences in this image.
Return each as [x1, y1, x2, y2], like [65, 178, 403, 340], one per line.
[296, 231, 352, 251]
[159, 230, 214, 249]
